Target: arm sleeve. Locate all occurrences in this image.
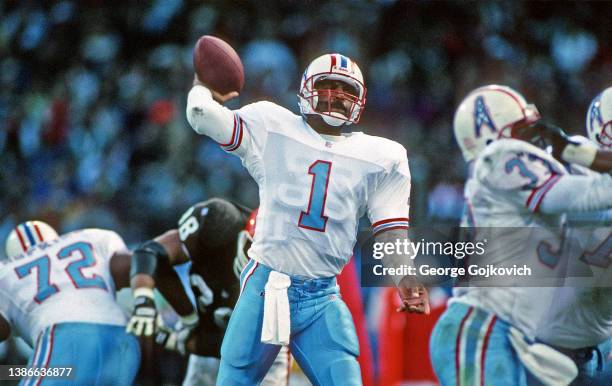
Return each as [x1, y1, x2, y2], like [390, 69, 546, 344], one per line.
[186, 85, 236, 144]
[105, 230, 129, 256]
[367, 153, 411, 235]
[186, 85, 267, 161]
[91, 229, 129, 267]
[539, 173, 612, 214]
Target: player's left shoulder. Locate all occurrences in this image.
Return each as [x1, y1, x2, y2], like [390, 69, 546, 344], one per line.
[353, 132, 408, 165]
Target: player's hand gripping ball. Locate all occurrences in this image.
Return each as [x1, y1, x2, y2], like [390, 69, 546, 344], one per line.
[193, 35, 244, 95]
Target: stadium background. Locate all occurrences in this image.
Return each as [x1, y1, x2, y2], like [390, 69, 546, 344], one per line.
[1, 1, 611, 384]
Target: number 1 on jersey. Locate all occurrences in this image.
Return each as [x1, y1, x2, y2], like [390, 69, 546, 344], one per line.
[299, 160, 332, 232]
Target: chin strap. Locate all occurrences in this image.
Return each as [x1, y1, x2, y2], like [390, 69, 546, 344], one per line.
[304, 114, 349, 131]
[321, 113, 350, 127]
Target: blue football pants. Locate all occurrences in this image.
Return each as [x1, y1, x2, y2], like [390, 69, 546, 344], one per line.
[21, 322, 140, 386]
[430, 302, 528, 386]
[217, 260, 362, 386]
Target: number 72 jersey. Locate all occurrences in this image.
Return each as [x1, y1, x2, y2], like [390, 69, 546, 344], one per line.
[221, 101, 411, 278]
[0, 229, 128, 345]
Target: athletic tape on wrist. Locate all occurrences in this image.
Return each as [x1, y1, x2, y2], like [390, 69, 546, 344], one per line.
[561, 142, 597, 167]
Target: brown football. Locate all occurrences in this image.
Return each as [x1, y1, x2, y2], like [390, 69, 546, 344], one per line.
[193, 35, 244, 94]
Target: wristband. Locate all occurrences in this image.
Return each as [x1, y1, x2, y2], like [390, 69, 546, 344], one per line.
[130, 240, 168, 278]
[561, 142, 598, 167]
[179, 311, 199, 327]
[133, 287, 155, 300]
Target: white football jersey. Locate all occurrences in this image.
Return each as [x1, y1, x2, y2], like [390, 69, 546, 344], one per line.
[452, 139, 570, 339]
[224, 101, 410, 277]
[536, 286, 612, 349]
[535, 184, 612, 349]
[0, 229, 128, 345]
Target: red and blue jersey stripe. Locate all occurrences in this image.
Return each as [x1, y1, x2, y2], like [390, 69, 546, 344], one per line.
[371, 217, 410, 235]
[526, 174, 562, 212]
[220, 114, 244, 152]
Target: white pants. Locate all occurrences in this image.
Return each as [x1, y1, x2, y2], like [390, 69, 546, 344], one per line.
[183, 345, 291, 386]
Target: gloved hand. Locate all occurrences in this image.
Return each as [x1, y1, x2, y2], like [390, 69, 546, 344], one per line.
[533, 121, 598, 166]
[155, 312, 199, 355]
[126, 287, 157, 336]
[532, 121, 575, 156]
[213, 307, 233, 329]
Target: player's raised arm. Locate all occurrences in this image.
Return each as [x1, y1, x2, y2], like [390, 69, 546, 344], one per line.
[535, 121, 612, 173]
[186, 35, 244, 145]
[538, 172, 612, 214]
[186, 82, 236, 142]
[476, 142, 612, 216]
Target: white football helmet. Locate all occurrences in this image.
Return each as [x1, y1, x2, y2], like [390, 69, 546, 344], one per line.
[5, 220, 58, 261]
[298, 53, 366, 126]
[453, 85, 541, 162]
[586, 87, 612, 149]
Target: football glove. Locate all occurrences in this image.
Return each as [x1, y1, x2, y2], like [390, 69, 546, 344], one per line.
[533, 121, 598, 166]
[532, 121, 574, 151]
[155, 312, 199, 355]
[213, 307, 233, 329]
[126, 287, 157, 337]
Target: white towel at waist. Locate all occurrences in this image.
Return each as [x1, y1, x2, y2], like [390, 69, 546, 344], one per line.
[261, 271, 291, 345]
[508, 327, 578, 386]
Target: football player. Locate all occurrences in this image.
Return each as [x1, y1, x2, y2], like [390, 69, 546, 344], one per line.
[532, 88, 612, 385]
[0, 221, 140, 385]
[430, 85, 612, 386]
[127, 198, 289, 386]
[186, 53, 428, 385]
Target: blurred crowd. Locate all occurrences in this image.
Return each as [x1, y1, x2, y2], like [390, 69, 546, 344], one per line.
[2, 0, 612, 248]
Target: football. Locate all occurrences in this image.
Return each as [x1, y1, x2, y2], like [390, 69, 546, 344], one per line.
[193, 35, 245, 95]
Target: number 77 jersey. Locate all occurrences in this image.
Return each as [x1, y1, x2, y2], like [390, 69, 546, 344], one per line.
[221, 101, 411, 277]
[0, 229, 128, 346]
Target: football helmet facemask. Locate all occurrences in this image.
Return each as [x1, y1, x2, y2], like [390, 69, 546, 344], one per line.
[586, 87, 612, 149]
[298, 53, 366, 127]
[5, 220, 59, 261]
[453, 85, 541, 162]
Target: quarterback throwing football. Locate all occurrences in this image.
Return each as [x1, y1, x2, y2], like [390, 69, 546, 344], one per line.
[186, 52, 428, 385]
